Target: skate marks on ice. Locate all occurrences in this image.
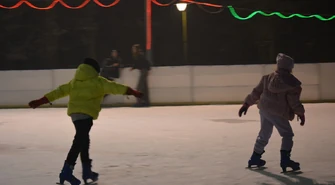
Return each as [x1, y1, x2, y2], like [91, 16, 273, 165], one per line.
[249, 169, 335, 185]
[210, 118, 258, 124]
[0, 143, 27, 154]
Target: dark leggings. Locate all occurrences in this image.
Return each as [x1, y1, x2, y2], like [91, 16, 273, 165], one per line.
[136, 69, 150, 105]
[66, 118, 93, 165]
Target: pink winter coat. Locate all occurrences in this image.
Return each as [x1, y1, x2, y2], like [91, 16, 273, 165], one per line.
[244, 70, 305, 121]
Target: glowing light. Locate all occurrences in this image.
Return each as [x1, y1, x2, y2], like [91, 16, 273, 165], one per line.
[176, 3, 187, 11]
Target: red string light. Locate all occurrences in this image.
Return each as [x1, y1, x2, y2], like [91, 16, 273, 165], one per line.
[93, 0, 120, 8]
[151, 0, 222, 8]
[182, 0, 222, 8]
[0, 0, 221, 10]
[151, 0, 178, 6]
[0, 0, 120, 10]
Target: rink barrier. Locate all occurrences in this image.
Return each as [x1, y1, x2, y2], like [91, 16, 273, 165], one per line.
[0, 63, 334, 107]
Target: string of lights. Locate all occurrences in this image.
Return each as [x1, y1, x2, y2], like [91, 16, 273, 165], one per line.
[228, 6, 335, 21]
[196, 4, 224, 14]
[181, 0, 222, 8]
[1, 0, 333, 21]
[0, 0, 120, 10]
[151, 0, 334, 21]
[195, 2, 224, 14]
[151, 0, 179, 6]
[151, 0, 222, 8]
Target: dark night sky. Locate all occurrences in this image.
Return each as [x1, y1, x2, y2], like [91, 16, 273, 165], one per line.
[0, 0, 334, 70]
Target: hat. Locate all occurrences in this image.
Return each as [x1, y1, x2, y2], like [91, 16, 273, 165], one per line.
[83, 58, 100, 73]
[276, 53, 294, 71]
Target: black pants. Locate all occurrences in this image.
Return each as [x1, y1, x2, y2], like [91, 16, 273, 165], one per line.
[66, 118, 93, 166]
[136, 69, 150, 105]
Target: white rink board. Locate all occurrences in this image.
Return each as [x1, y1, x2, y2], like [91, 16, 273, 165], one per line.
[0, 63, 334, 106]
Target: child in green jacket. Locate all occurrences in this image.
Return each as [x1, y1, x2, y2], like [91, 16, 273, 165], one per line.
[28, 58, 143, 185]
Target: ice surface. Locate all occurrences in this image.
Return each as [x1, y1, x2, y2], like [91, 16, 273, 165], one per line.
[0, 104, 335, 185]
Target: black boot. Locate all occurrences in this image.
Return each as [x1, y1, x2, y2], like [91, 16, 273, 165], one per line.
[280, 150, 300, 172]
[82, 159, 99, 184]
[59, 161, 81, 185]
[248, 151, 266, 168]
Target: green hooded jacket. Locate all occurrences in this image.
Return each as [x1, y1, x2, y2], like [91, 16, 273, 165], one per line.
[45, 64, 128, 119]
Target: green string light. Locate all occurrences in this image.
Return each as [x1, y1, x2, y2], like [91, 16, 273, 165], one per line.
[228, 5, 335, 21]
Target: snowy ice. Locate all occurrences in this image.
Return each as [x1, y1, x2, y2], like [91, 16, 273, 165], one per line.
[0, 104, 335, 185]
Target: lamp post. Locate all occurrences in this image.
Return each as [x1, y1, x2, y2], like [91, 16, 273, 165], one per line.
[176, 2, 188, 64]
[176, 2, 193, 102]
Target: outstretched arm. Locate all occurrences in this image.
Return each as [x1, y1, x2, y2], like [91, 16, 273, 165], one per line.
[101, 77, 143, 98]
[45, 82, 71, 102]
[101, 77, 128, 95]
[28, 81, 71, 108]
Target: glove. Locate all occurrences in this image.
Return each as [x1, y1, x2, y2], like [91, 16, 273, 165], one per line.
[297, 114, 305, 126]
[125, 87, 143, 98]
[238, 103, 249, 117]
[28, 96, 50, 109]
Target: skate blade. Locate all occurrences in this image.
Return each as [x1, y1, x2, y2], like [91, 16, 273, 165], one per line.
[281, 169, 302, 174]
[85, 182, 98, 185]
[246, 166, 267, 170]
[84, 179, 98, 185]
[56, 182, 83, 185]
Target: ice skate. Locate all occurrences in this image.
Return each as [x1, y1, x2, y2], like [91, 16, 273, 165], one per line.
[280, 150, 300, 173]
[248, 151, 266, 168]
[58, 162, 81, 185]
[82, 160, 99, 184]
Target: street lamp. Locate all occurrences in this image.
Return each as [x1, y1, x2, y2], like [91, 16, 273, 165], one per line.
[176, 2, 188, 64]
[176, 3, 187, 11]
[176, 2, 193, 101]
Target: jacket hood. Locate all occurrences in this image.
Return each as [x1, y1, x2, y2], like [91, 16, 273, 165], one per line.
[74, 64, 99, 81]
[267, 71, 301, 93]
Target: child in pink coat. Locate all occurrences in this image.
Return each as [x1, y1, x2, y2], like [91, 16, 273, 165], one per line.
[239, 53, 305, 172]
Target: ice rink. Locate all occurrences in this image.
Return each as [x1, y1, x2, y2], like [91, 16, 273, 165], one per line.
[0, 103, 335, 185]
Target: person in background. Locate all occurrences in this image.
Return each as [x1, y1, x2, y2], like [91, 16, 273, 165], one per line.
[100, 50, 122, 81]
[130, 44, 151, 107]
[100, 50, 123, 100]
[238, 53, 305, 172]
